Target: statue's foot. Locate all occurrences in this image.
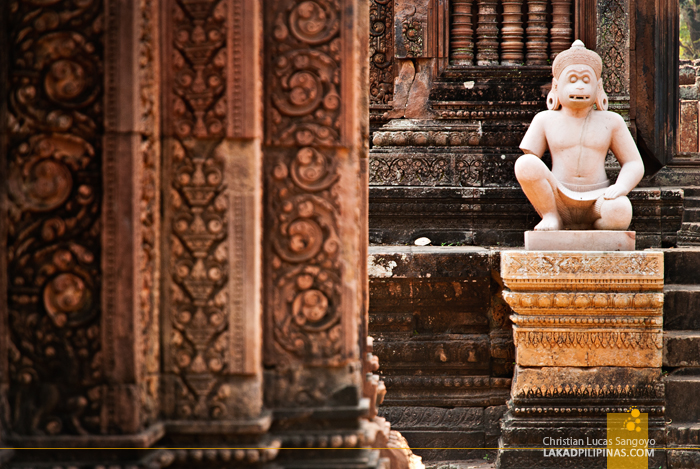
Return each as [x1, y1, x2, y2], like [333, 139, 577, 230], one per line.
[534, 213, 562, 231]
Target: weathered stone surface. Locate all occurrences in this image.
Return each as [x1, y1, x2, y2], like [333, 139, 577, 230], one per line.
[680, 100, 699, 153]
[663, 285, 700, 330]
[664, 248, 700, 284]
[369, 187, 683, 247]
[379, 406, 486, 462]
[663, 331, 700, 367]
[369, 246, 513, 413]
[524, 230, 635, 251]
[664, 369, 700, 425]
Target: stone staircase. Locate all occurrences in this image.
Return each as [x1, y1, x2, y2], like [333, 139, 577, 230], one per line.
[663, 248, 700, 468]
[677, 187, 700, 245]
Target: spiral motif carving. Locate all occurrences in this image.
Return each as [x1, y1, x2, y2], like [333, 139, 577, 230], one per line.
[43, 273, 92, 327]
[272, 51, 338, 119]
[290, 147, 338, 191]
[45, 60, 87, 102]
[293, 289, 329, 325]
[22, 159, 73, 211]
[278, 218, 324, 263]
[289, 0, 339, 45]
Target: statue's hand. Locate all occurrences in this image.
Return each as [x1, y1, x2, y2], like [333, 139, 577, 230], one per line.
[603, 184, 627, 200]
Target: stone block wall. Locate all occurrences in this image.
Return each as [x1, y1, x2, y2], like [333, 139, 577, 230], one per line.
[369, 246, 700, 466]
[369, 246, 512, 461]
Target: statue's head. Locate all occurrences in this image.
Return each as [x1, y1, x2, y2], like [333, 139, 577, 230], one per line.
[547, 40, 608, 111]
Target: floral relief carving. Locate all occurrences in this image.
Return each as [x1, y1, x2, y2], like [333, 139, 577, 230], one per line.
[502, 253, 662, 278]
[369, 0, 394, 105]
[5, 0, 104, 435]
[598, 0, 628, 95]
[168, 140, 230, 419]
[136, 0, 161, 426]
[401, 13, 424, 58]
[268, 146, 345, 365]
[172, 0, 227, 139]
[268, 0, 342, 146]
[264, 0, 351, 370]
[165, 0, 233, 420]
[513, 330, 663, 350]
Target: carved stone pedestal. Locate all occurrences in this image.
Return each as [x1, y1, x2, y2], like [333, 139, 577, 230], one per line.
[496, 250, 666, 469]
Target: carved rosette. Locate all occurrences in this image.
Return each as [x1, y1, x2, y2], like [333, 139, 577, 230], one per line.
[5, 0, 105, 435]
[501, 251, 664, 368]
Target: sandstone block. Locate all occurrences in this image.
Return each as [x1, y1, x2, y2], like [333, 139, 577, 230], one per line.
[501, 251, 664, 367]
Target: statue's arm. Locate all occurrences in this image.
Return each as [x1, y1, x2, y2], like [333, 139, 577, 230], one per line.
[607, 113, 644, 199]
[519, 112, 549, 157]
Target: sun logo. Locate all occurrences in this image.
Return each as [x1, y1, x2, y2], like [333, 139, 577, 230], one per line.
[623, 407, 642, 432]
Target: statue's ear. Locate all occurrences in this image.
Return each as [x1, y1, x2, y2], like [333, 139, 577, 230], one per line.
[547, 78, 560, 110]
[595, 79, 608, 111]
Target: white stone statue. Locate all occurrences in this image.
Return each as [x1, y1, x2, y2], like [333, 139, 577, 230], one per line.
[516, 40, 644, 231]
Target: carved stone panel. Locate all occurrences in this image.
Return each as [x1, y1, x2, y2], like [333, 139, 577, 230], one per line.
[263, 0, 367, 408]
[370, 0, 395, 106]
[4, 0, 106, 437]
[597, 0, 630, 122]
[161, 0, 263, 424]
[395, 0, 428, 58]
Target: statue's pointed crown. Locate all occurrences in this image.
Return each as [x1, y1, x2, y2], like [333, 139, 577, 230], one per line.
[552, 40, 602, 80]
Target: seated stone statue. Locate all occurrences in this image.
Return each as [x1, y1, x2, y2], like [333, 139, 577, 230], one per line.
[516, 40, 644, 231]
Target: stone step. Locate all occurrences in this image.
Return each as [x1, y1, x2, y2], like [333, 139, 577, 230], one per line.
[664, 369, 700, 425]
[425, 461, 495, 469]
[664, 285, 700, 330]
[664, 248, 700, 283]
[682, 196, 700, 208]
[682, 209, 700, 222]
[677, 224, 700, 246]
[663, 331, 700, 367]
[682, 186, 700, 198]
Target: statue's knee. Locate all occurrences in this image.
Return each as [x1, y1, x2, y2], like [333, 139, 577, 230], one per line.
[515, 154, 547, 183]
[601, 196, 632, 228]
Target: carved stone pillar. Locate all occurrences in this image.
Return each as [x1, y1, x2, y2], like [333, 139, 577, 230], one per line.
[476, 0, 499, 65]
[497, 251, 667, 468]
[525, 0, 549, 65]
[1, 0, 163, 456]
[501, 0, 525, 65]
[550, 0, 573, 59]
[161, 0, 272, 461]
[262, 0, 378, 465]
[450, 0, 475, 65]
